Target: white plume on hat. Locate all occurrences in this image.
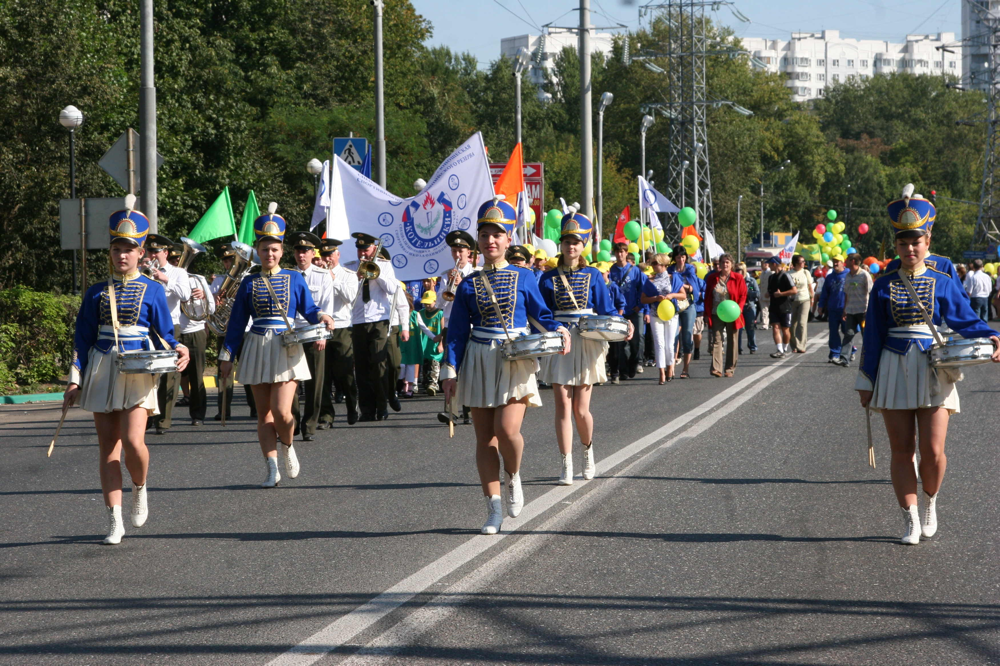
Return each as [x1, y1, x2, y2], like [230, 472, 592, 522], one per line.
[267, 201, 278, 215]
[124, 193, 137, 212]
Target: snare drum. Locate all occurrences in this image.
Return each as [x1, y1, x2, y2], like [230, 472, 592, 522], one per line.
[116, 350, 178, 374]
[282, 324, 333, 347]
[578, 315, 629, 342]
[501, 332, 566, 361]
[929, 337, 994, 368]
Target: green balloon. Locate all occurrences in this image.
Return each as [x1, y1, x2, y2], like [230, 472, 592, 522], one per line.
[840, 238, 851, 250]
[630, 252, 641, 263]
[717, 300, 741, 323]
[678, 207, 697, 227]
[624, 220, 642, 241]
[599, 238, 613, 252]
[597, 249, 612, 262]
[821, 252, 830, 263]
[545, 209, 563, 228]
[656, 241, 669, 254]
[827, 209, 837, 221]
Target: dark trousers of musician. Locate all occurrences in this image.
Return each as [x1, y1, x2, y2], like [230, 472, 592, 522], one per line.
[292, 341, 325, 437]
[155, 324, 182, 429]
[352, 320, 390, 417]
[385, 324, 402, 397]
[321, 327, 358, 423]
[180, 329, 208, 421]
[609, 311, 643, 379]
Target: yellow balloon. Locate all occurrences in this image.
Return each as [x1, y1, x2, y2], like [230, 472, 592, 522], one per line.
[643, 266, 654, 276]
[627, 242, 639, 254]
[654, 229, 665, 243]
[642, 228, 653, 242]
[695, 263, 709, 279]
[682, 236, 700, 253]
[657, 299, 676, 321]
[583, 242, 592, 257]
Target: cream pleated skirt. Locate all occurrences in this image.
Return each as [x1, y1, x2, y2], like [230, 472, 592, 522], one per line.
[538, 326, 608, 386]
[79, 348, 159, 415]
[237, 330, 311, 386]
[456, 340, 542, 408]
[870, 346, 959, 414]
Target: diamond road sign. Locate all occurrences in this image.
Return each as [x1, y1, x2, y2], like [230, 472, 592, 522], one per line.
[59, 198, 125, 250]
[98, 128, 164, 194]
[333, 137, 368, 172]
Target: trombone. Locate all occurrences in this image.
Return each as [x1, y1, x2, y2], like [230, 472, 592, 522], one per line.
[350, 237, 384, 309]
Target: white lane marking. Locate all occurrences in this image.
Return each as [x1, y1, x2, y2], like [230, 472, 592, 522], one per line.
[268, 333, 829, 666]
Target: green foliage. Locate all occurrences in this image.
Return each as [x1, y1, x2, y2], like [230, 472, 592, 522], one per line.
[0, 287, 80, 387]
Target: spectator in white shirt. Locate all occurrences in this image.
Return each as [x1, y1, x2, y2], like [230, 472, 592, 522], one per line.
[964, 259, 992, 322]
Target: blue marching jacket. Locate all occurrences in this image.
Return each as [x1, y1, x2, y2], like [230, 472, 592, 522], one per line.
[71, 274, 179, 384]
[221, 268, 322, 361]
[884, 254, 964, 295]
[858, 266, 996, 388]
[538, 266, 618, 321]
[445, 262, 562, 373]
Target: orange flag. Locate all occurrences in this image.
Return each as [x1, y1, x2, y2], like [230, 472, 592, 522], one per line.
[494, 143, 525, 205]
[682, 225, 703, 242]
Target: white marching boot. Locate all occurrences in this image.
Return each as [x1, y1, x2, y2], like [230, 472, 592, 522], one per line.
[507, 471, 524, 518]
[262, 456, 281, 488]
[922, 493, 938, 538]
[103, 505, 125, 545]
[130, 483, 148, 528]
[482, 495, 503, 534]
[581, 442, 596, 481]
[901, 505, 921, 545]
[559, 454, 574, 486]
[283, 443, 300, 479]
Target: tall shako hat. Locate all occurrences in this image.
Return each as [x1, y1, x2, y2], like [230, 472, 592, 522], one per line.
[887, 183, 935, 237]
[476, 194, 517, 235]
[253, 202, 286, 243]
[560, 210, 593, 243]
[108, 194, 150, 247]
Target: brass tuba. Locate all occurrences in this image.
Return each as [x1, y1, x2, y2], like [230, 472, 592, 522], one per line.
[207, 241, 257, 336]
[178, 236, 210, 321]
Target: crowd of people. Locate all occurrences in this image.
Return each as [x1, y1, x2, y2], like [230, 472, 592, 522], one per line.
[62, 185, 1000, 545]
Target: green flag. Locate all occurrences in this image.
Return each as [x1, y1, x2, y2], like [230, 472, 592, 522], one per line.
[188, 187, 236, 243]
[238, 190, 260, 247]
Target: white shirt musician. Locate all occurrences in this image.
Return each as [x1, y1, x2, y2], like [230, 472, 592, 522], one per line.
[437, 230, 477, 325]
[346, 245, 397, 325]
[179, 274, 216, 335]
[144, 235, 192, 327]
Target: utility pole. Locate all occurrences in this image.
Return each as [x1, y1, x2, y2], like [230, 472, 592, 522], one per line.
[579, 0, 594, 220]
[373, 0, 387, 188]
[139, 0, 157, 232]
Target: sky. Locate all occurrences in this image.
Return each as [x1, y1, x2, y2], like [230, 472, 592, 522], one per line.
[416, 0, 962, 68]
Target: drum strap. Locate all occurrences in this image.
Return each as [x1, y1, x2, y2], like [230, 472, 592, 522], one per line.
[107, 278, 123, 354]
[556, 266, 581, 310]
[479, 271, 513, 342]
[262, 273, 296, 332]
[897, 271, 946, 346]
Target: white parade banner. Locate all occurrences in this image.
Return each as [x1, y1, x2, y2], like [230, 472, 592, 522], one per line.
[328, 133, 494, 282]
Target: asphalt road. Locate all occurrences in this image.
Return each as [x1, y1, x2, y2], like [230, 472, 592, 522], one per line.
[2, 324, 999, 665]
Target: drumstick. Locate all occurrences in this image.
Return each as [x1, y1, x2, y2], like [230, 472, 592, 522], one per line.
[865, 406, 875, 469]
[47, 403, 71, 457]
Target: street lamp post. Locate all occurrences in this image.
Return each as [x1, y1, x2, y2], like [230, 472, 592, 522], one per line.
[640, 114, 655, 255]
[513, 47, 530, 147]
[759, 159, 790, 251]
[597, 92, 614, 241]
[681, 160, 689, 208]
[307, 158, 323, 199]
[60, 105, 84, 294]
[693, 142, 703, 238]
[373, 0, 386, 188]
[737, 194, 743, 263]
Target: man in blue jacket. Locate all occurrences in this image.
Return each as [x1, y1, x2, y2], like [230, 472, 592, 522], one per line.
[609, 243, 649, 383]
[818, 257, 849, 362]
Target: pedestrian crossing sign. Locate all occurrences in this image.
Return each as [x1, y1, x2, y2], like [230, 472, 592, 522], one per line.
[333, 137, 368, 172]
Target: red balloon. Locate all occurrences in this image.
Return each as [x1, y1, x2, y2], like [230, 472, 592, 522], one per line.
[858, 223, 869, 234]
[863, 257, 876, 266]
[816, 224, 826, 234]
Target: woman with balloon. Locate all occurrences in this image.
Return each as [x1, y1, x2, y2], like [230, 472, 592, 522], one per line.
[702, 254, 747, 378]
[668, 245, 701, 379]
[640, 253, 687, 384]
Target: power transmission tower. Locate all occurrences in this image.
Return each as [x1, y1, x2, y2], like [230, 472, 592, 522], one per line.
[970, 0, 1000, 249]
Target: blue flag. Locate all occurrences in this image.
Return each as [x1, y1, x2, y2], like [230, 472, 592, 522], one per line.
[361, 146, 372, 179]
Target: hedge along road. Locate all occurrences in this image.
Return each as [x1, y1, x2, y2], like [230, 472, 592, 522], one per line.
[4, 329, 999, 664]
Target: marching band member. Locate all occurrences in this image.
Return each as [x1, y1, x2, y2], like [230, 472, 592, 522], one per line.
[143, 234, 191, 435]
[437, 230, 477, 425]
[346, 232, 397, 422]
[63, 197, 190, 545]
[211, 243, 256, 420]
[177, 250, 215, 426]
[318, 238, 360, 426]
[506, 245, 532, 268]
[384, 247, 411, 415]
[442, 196, 571, 535]
[217, 204, 335, 487]
[538, 212, 631, 485]
[856, 185, 1000, 545]
[287, 231, 334, 441]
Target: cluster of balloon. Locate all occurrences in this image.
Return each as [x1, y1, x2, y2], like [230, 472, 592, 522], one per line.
[983, 262, 1000, 277]
[806, 210, 858, 264]
[596, 238, 614, 262]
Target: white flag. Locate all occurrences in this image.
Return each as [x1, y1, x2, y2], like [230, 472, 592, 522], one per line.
[779, 231, 800, 265]
[647, 209, 662, 231]
[327, 133, 494, 281]
[310, 160, 331, 231]
[638, 176, 679, 214]
[704, 228, 726, 260]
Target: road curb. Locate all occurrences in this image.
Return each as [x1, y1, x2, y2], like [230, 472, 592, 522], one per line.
[1, 392, 64, 405]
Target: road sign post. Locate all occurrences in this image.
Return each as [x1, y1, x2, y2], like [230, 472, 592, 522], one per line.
[99, 128, 163, 194]
[333, 137, 369, 172]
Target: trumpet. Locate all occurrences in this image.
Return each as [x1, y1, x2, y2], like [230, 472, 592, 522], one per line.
[441, 258, 461, 302]
[207, 241, 257, 336]
[350, 238, 384, 309]
[178, 237, 210, 321]
[140, 257, 162, 279]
